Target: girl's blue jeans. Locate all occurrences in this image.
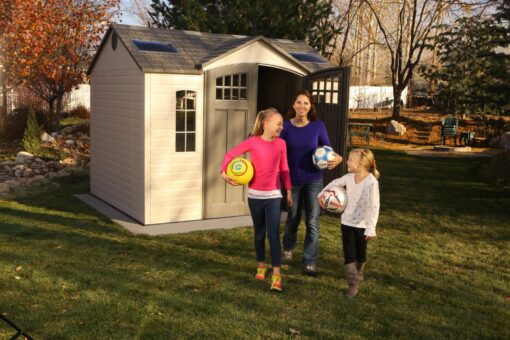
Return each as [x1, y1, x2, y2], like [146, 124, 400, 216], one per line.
[282, 179, 323, 265]
[248, 197, 282, 267]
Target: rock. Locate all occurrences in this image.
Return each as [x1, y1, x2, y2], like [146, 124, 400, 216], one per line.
[15, 151, 34, 164]
[41, 132, 56, 143]
[1, 160, 16, 166]
[386, 120, 407, 136]
[61, 126, 73, 134]
[0, 182, 10, 193]
[65, 140, 75, 146]
[4, 180, 19, 190]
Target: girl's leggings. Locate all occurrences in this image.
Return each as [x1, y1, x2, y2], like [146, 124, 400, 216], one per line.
[341, 224, 368, 264]
[248, 198, 282, 267]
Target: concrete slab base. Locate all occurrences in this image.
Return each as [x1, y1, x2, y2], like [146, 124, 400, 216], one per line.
[433, 145, 472, 152]
[76, 194, 286, 236]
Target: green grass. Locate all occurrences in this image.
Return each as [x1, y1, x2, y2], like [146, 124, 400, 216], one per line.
[1, 150, 509, 339]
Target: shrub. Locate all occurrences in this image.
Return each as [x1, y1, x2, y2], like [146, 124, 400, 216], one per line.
[70, 105, 90, 119]
[22, 108, 42, 154]
[4, 107, 51, 140]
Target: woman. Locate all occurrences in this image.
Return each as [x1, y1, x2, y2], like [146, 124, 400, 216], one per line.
[280, 91, 342, 276]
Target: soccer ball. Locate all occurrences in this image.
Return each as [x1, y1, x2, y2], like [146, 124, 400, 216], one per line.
[226, 158, 254, 185]
[312, 146, 337, 170]
[319, 187, 347, 213]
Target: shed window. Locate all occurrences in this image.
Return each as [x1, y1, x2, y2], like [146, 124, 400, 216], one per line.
[312, 77, 339, 104]
[176, 90, 196, 152]
[216, 73, 247, 100]
[133, 39, 178, 53]
[289, 52, 326, 64]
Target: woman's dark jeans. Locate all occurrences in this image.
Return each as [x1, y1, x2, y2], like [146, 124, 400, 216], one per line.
[282, 179, 323, 266]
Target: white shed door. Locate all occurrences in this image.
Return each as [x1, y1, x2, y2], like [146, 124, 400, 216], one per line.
[204, 64, 258, 218]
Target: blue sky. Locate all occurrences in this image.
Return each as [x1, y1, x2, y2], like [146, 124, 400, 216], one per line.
[117, 0, 145, 26]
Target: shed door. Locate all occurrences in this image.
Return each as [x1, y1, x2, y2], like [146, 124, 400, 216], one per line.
[204, 64, 258, 218]
[304, 67, 351, 185]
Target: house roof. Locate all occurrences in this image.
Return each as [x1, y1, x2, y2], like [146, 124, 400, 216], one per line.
[88, 23, 337, 75]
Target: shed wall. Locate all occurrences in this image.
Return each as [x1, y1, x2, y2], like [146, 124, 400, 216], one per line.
[147, 74, 204, 224]
[90, 33, 147, 223]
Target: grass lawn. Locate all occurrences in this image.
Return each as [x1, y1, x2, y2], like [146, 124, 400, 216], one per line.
[1, 149, 509, 339]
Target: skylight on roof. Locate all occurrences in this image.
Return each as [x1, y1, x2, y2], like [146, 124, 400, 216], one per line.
[289, 52, 326, 63]
[133, 39, 178, 53]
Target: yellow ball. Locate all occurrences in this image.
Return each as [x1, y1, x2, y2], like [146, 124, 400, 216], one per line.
[226, 158, 254, 185]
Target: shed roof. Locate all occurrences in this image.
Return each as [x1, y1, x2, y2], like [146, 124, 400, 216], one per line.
[88, 23, 337, 75]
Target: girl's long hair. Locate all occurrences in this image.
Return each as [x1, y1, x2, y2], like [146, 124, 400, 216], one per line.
[251, 107, 280, 136]
[286, 90, 318, 121]
[351, 148, 380, 179]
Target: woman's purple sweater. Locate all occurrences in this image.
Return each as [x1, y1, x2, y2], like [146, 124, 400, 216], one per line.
[280, 120, 331, 186]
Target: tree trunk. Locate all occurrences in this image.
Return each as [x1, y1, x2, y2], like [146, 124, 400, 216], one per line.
[392, 86, 402, 118]
[0, 70, 6, 134]
[0, 88, 6, 134]
[55, 94, 63, 130]
[48, 99, 55, 129]
[407, 74, 414, 108]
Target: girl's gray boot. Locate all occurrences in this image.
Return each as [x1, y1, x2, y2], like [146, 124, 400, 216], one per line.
[344, 263, 359, 298]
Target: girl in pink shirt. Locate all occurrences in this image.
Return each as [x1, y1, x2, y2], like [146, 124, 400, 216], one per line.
[221, 108, 293, 292]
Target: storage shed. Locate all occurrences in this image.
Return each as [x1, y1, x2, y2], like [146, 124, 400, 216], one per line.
[88, 23, 350, 225]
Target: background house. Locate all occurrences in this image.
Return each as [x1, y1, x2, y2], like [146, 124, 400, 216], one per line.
[88, 24, 350, 225]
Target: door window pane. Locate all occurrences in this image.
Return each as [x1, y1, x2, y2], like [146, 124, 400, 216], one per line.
[187, 111, 196, 131]
[176, 111, 185, 131]
[176, 90, 185, 109]
[186, 133, 196, 152]
[215, 73, 247, 101]
[176, 133, 185, 152]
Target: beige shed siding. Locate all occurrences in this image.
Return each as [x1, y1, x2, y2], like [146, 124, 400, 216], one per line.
[90, 32, 147, 223]
[203, 41, 307, 76]
[147, 73, 204, 223]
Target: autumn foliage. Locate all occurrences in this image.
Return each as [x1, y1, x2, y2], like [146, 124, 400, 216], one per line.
[1, 0, 119, 127]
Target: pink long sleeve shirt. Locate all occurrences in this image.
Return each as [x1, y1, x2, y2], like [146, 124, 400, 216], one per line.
[221, 136, 292, 191]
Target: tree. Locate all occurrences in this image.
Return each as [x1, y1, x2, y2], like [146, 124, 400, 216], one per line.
[148, 0, 342, 58]
[22, 108, 42, 155]
[121, 0, 152, 26]
[1, 0, 120, 129]
[0, 0, 13, 134]
[422, 2, 510, 115]
[361, 0, 453, 117]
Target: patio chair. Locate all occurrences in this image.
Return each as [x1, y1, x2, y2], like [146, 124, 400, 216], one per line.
[441, 117, 458, 145]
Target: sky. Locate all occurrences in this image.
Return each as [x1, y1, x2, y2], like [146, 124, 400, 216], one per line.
[116, 0, 146, 26]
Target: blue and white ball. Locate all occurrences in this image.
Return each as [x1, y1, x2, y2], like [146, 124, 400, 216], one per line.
[312, 146, 336, 170]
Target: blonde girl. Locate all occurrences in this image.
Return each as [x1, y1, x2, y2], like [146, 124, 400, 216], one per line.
[318, 148, 380, 298]
[221, 108, 293, 292]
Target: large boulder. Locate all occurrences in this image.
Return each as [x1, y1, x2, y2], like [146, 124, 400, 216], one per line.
[41, 132, 56, 144]
[15, 151, 34, 164]
[386, 120, 407, 136]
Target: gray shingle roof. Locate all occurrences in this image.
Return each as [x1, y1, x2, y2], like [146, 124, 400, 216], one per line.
[88, 23, 337, 75]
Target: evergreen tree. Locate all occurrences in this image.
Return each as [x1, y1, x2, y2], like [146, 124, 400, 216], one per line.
[422, 3, 510, 116]
[22, 108, 42, 155]
[148, 0, 341, 58]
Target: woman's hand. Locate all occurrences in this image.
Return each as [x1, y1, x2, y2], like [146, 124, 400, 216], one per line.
[327, 153, 343, 169]
[221, 171, 239, 186]
[286, 190, 293, 208]
[364, 235, 375, 241]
